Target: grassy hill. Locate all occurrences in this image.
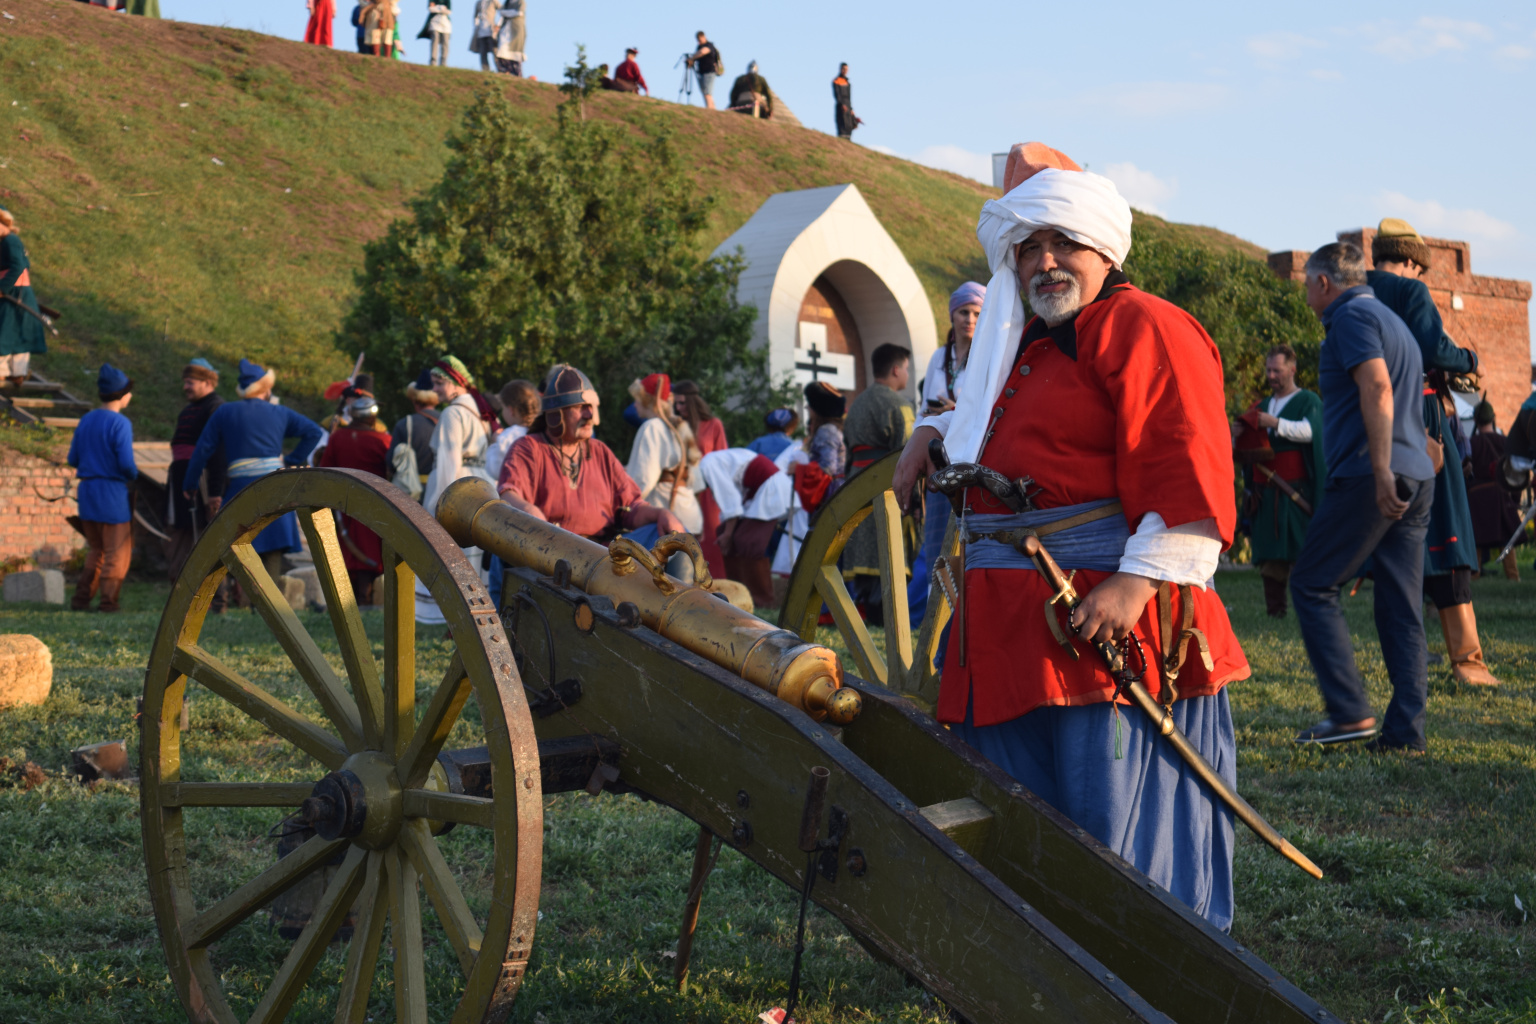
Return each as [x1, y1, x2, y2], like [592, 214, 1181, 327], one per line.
[2, 0, 1268, 437]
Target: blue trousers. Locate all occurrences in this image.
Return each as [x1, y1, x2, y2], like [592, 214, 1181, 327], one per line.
[1291, 474, 1434, 749]
[954, 692, 1237, 931]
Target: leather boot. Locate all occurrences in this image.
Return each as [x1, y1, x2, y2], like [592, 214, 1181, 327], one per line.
[98, 577, 124, 614]
[1262, 575, 1288, 618]
[1504, 549, 1521, 582]
[1438, 603, 1499, 686]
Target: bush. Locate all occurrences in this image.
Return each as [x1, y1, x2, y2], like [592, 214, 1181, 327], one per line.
[336, 83, 786, 452]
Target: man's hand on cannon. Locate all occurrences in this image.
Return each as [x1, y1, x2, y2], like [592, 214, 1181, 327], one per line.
[1068, 572, 1159, 646]
[894, 425, 942, 513]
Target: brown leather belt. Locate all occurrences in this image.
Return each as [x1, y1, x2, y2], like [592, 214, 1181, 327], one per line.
[962, 501, 1124, 549]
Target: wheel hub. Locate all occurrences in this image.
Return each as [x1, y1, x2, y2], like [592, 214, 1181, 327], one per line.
[299, 751, 404, 849]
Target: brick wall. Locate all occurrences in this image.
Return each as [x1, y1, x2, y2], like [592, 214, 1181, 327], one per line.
[0, 442, 85, 568]
[1268, 230, 1533, 427]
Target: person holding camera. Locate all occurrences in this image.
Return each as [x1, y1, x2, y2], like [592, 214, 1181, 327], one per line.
[686, 31, 721, 109]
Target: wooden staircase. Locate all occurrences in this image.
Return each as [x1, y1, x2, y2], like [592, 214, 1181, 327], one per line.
[0, 372, 93, 429]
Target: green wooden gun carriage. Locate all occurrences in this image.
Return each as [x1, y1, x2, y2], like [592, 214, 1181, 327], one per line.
[139, 458, 1334, 1023]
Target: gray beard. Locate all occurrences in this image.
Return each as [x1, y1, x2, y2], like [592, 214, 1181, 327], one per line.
[1028, 270, 1086, 327]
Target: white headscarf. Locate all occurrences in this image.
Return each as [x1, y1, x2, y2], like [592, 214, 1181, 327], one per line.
[939, 150, 1133, 465]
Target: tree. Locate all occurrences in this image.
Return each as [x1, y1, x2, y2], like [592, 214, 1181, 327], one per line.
[336, 84, 783, 451]
[559, 44, 603, 120]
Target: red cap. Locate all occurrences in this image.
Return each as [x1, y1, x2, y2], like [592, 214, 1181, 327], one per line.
[642, 373, 671, 402]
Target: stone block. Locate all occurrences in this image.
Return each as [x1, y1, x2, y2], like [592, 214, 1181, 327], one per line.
[277, 574, 308, 611]
[3, 569, 65, 605]
[0, 634, 52, 708]
[283, 565, 328, 610]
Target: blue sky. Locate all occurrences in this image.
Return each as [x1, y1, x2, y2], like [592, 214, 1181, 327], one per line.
[168, 0, 1536, 356]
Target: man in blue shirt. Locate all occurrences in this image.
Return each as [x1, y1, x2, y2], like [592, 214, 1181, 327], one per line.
[745, 407, 798, 461]
[1291, 242, 1435, 754]
[183, 359, 324, 589]
[67, 364, 138, 612]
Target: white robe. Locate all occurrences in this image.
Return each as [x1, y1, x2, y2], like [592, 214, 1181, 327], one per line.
[417, 394, 494, 625]
[625, 416, 703, 535]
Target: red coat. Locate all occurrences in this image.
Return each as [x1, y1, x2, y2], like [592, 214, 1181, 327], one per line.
[320, 423, 391, 574]
[938, 283, 1249, 727]
[304, 0, 335, 46]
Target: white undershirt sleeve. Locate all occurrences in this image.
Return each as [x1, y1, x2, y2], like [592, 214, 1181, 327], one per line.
[1272, 417, 1313, 443]
[1118, 512, 1222, 588]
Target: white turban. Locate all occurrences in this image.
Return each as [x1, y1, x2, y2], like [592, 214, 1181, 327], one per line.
[928, 144, 1133, 464]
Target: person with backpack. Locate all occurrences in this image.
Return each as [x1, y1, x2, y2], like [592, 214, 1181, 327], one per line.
[389, 368, 440, 501]
[686, 31, 722, 110]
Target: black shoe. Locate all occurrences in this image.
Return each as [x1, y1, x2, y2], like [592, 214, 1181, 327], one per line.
[1363, 737, 1426, 757]
[1294, 719, 1377, 745]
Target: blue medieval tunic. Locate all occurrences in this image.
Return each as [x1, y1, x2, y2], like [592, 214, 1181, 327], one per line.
[183, 398, 324, 554]
[67, 408, 137, 524]
[1365, 271, 1477, 575]
[0, 233, 46, 358]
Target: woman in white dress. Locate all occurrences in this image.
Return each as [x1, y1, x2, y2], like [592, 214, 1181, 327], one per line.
[624, 373, 703, 536]
[417, 355, 498, 625]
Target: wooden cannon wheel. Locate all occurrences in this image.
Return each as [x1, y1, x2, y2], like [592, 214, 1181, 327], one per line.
[778, 450, 955, 704]
[141, 469, 542, 1024]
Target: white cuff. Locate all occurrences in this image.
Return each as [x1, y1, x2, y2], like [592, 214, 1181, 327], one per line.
[1273, 418, 1313, 443]
[917, 409, 954, 437]
[1118, 512, 1222, 588]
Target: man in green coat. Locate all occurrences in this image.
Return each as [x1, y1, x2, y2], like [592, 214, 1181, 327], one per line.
[1243, 344, 1323, 618]
[842, 343, 914, 626]
[0, 208, 46, 385]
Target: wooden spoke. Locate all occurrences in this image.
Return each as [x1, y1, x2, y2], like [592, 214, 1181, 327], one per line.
[395, 652, 470, 790]
[872, 490, 914, 685]
[298, 509, 385, 750]
[906, 516, 959, 700]
[815, 565, 886, 686]
[389, 847, 429, 1024]
[247, 844, 370, 1024]
[172, 644, 348, 770]
[223, 543, 365, 752]
[162, 782, 313, 808]
[402, 789, 494, 829]
[399, 819, 483, 975]
[381, 544, 416, 760]
[334, 851, 390, 1024]
[184, 833, 348, 949]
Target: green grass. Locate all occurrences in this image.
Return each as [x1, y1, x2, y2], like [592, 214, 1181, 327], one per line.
[0, 569, 1534, 1022]
[2, 0, 1267, 439]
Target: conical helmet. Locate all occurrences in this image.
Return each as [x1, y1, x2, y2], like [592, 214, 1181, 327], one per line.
[542, 364, 601, 412]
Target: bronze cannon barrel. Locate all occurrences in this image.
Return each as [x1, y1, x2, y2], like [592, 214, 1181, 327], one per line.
[437, 478, 862, 725]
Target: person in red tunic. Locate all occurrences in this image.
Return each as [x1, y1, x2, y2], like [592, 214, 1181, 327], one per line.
[304, 0, 335, 46]
[319, 393, 392, 602]
[498, 364, 685, 542]
[674, 380, 731, 578]
[893, 142, 1250, 931]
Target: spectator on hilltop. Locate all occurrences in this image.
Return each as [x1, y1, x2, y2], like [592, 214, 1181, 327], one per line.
[165, 358, 227, 602]
[0, 208, 46, 387]
[67, 364, 138, 614]
[833, 63, 858, 140]
[685, 31, 722, 110]
[469, 0, 497, 70]
[350, 2, 369, 53]
[420, 0, 452, 67]
[1291, 242, 1435, 754]
[494, 0, 525, 76]
[606, 47, 647, 94]
[729, 61, 773, 119]
[304, 0, 335, 46]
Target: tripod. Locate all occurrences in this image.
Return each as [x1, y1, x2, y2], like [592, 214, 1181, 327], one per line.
[675, 52, 695, 103]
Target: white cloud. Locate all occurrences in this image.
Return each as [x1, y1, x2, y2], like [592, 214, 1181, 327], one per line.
[1376, 191, 1518, 244]
[1495, 44, 1533, 61]
[1080, 81, 1228, 119]
[866, 143, 897, 157]
[911, 144, 994, 185]
[1364, 17, 1492, 60]
[1103, 162, 1178, 217]
[1246, 31, 1325, 64]
[1308, 69, 1344, 81]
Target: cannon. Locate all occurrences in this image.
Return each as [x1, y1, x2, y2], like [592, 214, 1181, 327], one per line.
[140, 466, 1334, 1023]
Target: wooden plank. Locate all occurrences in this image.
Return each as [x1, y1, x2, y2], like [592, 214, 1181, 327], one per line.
[334, 851, 389, 1024]
[402, 789, 494, 829]
[395, 652, 470, 790]
[399, 819, 483, 976]
[248, 845, 369, 1024]
[184, 834, 348, 949]
[381, 545, 415, 759]
[871, 490, 913, 685]
[297, 509, 385, 750]
[920, 797, 995, 855]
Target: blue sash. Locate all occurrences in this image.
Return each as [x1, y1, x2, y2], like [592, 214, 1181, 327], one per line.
[963, 498, 1129, 573]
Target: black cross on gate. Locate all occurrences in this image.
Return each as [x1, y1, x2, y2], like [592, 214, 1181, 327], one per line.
[795, 344, 833, 381]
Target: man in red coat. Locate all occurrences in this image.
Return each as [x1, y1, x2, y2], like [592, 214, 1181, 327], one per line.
[320, 393, 392, 603]
[894, 143, 1250, 931]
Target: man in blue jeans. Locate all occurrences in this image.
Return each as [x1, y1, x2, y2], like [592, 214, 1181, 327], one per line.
[1291, 242, 1436, 753]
